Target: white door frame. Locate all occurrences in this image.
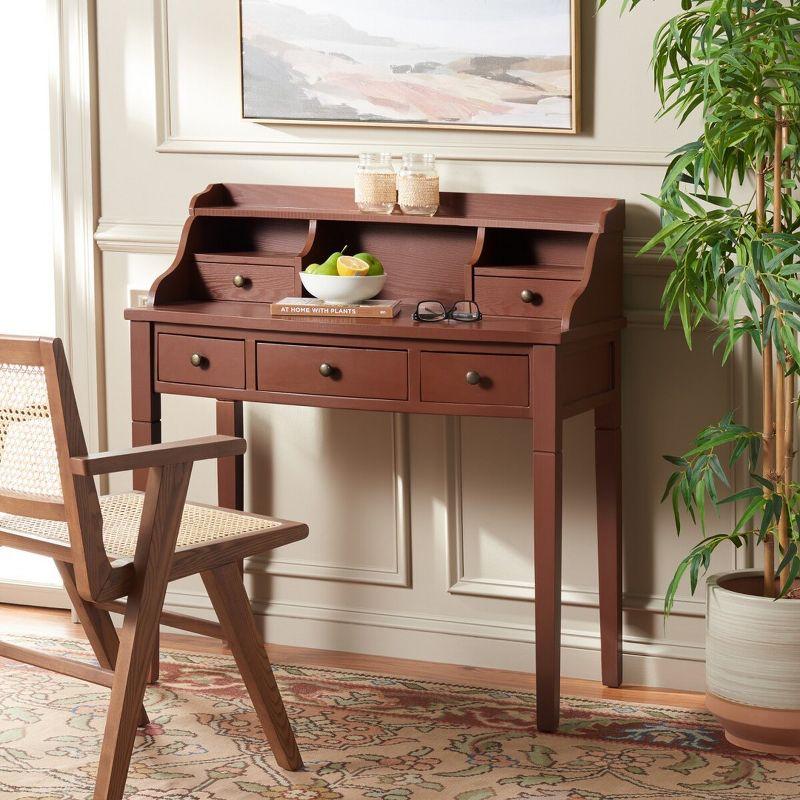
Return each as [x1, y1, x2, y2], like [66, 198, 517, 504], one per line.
[51, 0, 104, 453]
[0, 0, 102, 611]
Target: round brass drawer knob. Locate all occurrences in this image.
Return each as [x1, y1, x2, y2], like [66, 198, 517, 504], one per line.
[190, 353, 204, 367]
[465, 371, 481, 386]
[232, 274, 246, 288]
[520, 289, 538, 304]
[319, 363, 335, 377]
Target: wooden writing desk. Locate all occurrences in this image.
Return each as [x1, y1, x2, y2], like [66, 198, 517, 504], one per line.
[125, 183, 625, 731]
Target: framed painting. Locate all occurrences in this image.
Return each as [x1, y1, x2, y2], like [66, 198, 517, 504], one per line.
[239, 0, 580, 134]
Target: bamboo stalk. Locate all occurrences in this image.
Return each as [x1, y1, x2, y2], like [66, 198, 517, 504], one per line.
[784, 106, 795, 591]
[776, 363, 788, 589]
[774, 107, 784, 236]
[781, 368, 795, 589]
[764, 107, 785, 597]
[763, 336, 776, 597]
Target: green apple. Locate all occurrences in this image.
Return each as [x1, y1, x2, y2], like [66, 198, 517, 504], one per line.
[354, 252, 384, 276]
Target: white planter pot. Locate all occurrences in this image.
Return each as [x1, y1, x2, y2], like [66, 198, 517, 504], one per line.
[706, 569, 800, 754]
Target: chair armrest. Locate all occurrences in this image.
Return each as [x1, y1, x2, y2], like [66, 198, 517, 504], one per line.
[70, 435, 247, 476]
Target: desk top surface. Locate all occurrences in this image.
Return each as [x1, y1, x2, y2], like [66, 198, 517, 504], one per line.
[126, 301, 625, 346]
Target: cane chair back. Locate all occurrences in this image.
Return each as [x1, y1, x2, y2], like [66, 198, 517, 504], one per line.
[0, 336, 108, 598]
[0, 361, 61, 499]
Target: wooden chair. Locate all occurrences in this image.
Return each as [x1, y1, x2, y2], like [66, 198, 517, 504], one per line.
[0, 336, 307, 800]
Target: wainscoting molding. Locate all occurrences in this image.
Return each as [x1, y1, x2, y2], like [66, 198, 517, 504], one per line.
[247, 413, 412, 587]
[152, 0, 669, 167]
[443, 417, 707, 618]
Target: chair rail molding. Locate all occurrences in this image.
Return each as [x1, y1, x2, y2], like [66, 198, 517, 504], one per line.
[152, 0, 669, 167]
[95, 220, 672, 274]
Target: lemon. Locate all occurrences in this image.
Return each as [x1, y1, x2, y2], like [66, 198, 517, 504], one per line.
[336, 256, 370, 277]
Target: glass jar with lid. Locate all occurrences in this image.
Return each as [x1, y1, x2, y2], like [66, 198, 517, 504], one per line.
[354, 153, 396, 214]
[398, 153, 439, 216]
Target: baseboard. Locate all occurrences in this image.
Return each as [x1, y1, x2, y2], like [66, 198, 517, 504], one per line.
[160, 588, 707, 692]
[13, 579, 704, 692]
[0, 581, 71, 611]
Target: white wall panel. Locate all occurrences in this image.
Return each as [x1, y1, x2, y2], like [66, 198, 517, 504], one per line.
[95, 0, 742, 689]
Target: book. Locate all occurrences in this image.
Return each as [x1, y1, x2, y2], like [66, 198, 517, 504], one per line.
[270, 298, 402, 318]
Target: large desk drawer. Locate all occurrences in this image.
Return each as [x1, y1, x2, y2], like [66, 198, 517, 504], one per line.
[257, 343, 408, 400]
[420, 352, 529, 406]
[158, 334, 246, 389]
[474, 276, 575, 319]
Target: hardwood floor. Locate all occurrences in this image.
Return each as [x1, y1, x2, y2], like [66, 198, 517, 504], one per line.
[0, 603, 706, 711]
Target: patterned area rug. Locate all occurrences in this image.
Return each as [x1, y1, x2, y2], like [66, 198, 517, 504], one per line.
[1, 636, 799, 799]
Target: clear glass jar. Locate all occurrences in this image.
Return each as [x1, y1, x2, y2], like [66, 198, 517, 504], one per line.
[398, 153, 439, 216]
[354, 153, 396, 214]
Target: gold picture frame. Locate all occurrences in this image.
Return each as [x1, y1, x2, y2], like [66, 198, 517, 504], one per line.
[239, 0, 580, 135]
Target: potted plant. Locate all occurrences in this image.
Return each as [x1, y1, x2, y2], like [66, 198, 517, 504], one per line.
[602, 0, 800, 752]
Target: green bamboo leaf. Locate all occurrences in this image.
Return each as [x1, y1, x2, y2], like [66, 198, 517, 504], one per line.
[778, 558, 800, 600]
[718, 486, 762, 505]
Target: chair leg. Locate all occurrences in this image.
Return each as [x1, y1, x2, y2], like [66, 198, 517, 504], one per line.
[149, 636, 160, 684]
[92, 587, 167, 800]
[55, 561, 149, 728]
[202, 562, 303, 770]
[93, 461, 192, 800]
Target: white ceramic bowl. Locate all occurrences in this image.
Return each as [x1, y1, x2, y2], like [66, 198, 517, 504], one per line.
[300, 272, 387, 304]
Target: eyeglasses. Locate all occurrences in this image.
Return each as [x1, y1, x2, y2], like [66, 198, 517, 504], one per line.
[412, 300, 482, 323]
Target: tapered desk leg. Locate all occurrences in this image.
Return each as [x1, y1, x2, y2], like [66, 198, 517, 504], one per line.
[595, 398, 623, 688]
[131, 322, 161, 493]
[216, 400, 244, 510]
[533, 450, 563, 732]
[131, 322, 162, 684]
[532, 344, 563, 732]
[217, 400, 245, 579]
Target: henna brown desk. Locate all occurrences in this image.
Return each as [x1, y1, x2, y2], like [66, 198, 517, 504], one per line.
[125, 183, 625, 732]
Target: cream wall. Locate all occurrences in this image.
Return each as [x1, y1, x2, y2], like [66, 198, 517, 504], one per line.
[95, 0, 745, 690]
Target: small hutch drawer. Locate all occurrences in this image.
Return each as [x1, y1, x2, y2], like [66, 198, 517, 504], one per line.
[157, 334, 246, 389]
[474, 276, 576, 319]
[420, 352, 529, 407]
[257, 343, 408, 400]
[195, 261, 295, 302]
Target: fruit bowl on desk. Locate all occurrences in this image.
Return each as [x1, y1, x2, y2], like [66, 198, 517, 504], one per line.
[301, 251, 387, 304]
[300, 272, 387, 304]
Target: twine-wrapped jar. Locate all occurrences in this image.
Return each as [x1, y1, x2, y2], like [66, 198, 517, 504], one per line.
[398, 153, 439, 216]
[354, 153, 396, 214]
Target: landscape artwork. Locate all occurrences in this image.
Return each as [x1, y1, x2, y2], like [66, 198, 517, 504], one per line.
[240, 0, 578, 133]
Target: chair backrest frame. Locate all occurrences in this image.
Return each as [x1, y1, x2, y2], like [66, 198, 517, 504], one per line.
[0, 336, 111, 599]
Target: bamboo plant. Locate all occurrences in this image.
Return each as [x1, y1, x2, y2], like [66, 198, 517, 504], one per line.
[600, 0, 800, 610]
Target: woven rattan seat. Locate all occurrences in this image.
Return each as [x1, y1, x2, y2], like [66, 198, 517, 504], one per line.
[0, 492, 281, 558]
